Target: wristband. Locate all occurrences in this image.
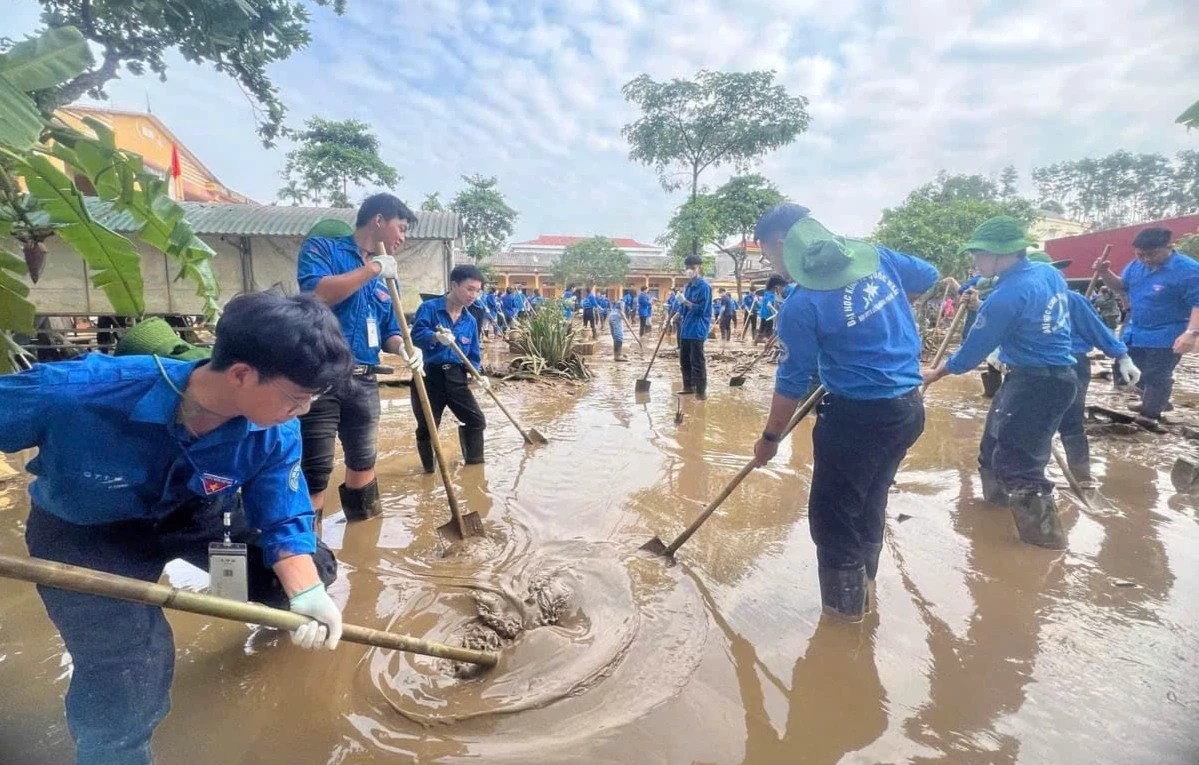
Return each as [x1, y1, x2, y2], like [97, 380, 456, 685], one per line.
[762, 431, 782, 443]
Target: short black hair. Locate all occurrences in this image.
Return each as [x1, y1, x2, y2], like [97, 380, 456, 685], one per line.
[355, 193, 417, 228]
[211, 291, 352, 392]
[1132, 227, 1172, 250]
[766, 274, 789, 291]
[450, 264, 484, 285]
[505, 286, 513, 294]
[754, 203, 810, 243]
[683, 254, 704, 268]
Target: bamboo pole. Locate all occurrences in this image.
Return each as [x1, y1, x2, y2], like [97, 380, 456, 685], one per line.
[1085, 244, 1112, 299]
[0, 554, 498, 667]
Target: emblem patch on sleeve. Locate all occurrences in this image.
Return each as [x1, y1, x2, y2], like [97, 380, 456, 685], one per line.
[288, 462, 302, 492]
[201, 473, 235, 495]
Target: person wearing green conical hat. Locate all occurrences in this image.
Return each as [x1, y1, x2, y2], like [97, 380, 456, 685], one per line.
[923, 216, 1077, 549]
[750, 203, 939, 622]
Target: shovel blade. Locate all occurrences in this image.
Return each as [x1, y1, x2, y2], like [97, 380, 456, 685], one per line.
[1171, 458, 1199, 493]
[729, 376, 746, 387]
[639, 537, 673, 558]
[635, 378, 651, 392]
[437, 512, 486, 541]
[526, 428, 549, 445]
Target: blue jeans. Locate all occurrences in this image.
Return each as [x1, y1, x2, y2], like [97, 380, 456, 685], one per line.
[809, 390, 925, 570]
[980, 366, 1077, 494]
[1127, 346, 1180, 420]
[26, 500, 337, 765]
[1057, 354, 1092, 477]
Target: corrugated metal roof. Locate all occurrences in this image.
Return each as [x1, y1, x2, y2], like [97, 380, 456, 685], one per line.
[78, 199, 461, 240]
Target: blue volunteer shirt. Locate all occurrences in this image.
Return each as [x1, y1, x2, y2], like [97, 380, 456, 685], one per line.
[958, 275, 982, 295]
[582, 293, 599, 310]
[680, 277, 713, 340]
[742, 294, 755, 310]
[297, 236, 400, 366]
[411, 296, 481, 368]
[501, 293, 520, 318]
[759, 291, 777, 320]
[946, 259, 1075, 373]
[783, 283, 797, 300]
[0, 355, 315, 566]
[638, 293, 653, 317]
[1120, 251, 1199, 348]
[623, 294, 634, 313]
[1067, 290, 1127, 357]
[776, 246, 938, 400]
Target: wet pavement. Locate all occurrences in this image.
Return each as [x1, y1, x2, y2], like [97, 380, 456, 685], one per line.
[2, 332, 1199, 764]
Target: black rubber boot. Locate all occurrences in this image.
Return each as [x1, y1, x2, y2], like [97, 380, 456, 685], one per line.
[458, 426, 485, 465]
[1061, 433, 1092, 484]
[1010, 491, 1066, 549]
[416, 438, 435, 474]
[818, 565, 867, 623]
[339, 479, 381, 522]
[614, 340, 628, 362]
[979, 467, 1009, 506]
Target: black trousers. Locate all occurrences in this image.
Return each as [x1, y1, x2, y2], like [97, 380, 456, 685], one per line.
[1128, 346, 1180, 420]
[758, 317, 775, 340]
[1057, 353, 1092, 475]
[26, 500, 336, 765]
[639, 315, 650, 335]
[979, 366, 1077, 494]
[583, 309, 597, 335]
[679, 338, 707, 394]
[809, 390, 925, 571]
[719, 314, 732, 341]
[412, 363, 486, 441]
[299, 373, 380, 493]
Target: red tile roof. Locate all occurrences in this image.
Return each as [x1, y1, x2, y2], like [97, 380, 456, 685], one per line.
[514, 235, 658, 249]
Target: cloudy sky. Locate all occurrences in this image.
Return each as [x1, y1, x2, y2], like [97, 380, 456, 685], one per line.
[7, 0, 1198, 242]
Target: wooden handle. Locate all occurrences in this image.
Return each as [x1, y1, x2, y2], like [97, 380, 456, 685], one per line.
[1084, 244, 1112, 299]
[441, 330, 531, 442]
[618, 310, 644, 350]
[665, 386, 826, 555]
[1051, 441, 1092, 509]
[640, 314, 672, 382]
[928, 303, 969, 368]
[0, 553, 497, 666]
[930, 282, 953, 336]
[737, 334, 778, 374]
[380, 246, 464, 538]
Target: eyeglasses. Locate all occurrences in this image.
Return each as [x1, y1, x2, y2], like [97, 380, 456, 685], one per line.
[271, 380, 327, 410]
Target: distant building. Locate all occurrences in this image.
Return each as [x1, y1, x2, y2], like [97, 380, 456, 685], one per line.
[54, 106, 254, 204]
[1030, 210, 1089, 243]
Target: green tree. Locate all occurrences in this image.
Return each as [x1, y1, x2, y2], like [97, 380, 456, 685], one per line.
[1000, 165, 1019, 198]
[282, 117, 398, 208]
[450, 174, 517, 261]
[420, 191, 443, 211]
[1040, 199, 1066, 215]
[277, 179, 307, 206]
[33, 0, 345, 146]
[711, 174, 785, 298]
[621, 70, 809, 202]
[1032, 150, 1199, 228]
[552, 236, 629, 288]
[872, 173, 1036, 280]
[656, 195, 719, 275]
[0, 26, 219, 373]
[1177, 231, 1199, 258]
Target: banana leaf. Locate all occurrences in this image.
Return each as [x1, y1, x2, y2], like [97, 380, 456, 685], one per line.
[0, 26, 93, 92]
[0, 75, 43, 149]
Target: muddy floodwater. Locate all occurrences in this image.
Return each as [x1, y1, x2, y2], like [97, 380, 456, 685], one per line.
[3, 334, 1199, 764]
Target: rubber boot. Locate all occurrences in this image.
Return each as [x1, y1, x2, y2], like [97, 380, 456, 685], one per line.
[1061, 434, 1094, 486]
[614, 340, 628, 362]
[339, 479, 381, 522]
[1009, 491, 1067, 549]
[863, 543, 883, 614]
[458, 426, 485, 465]
[416, 438, 435, 474]
[818, 565, 867, 623]
[979, 467, 1009, 506]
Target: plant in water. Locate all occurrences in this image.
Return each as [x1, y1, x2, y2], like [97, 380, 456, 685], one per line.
[506, 300, 589, 380]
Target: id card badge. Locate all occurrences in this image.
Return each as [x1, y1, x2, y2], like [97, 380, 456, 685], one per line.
[366, 311, 380, 349]
[208, 541, 249, 602]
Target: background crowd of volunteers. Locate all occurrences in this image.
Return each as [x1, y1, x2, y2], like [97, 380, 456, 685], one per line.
[2, 189, 1196, 765]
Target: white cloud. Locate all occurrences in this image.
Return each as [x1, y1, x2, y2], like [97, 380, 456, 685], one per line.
[5, 0, 1197, 245]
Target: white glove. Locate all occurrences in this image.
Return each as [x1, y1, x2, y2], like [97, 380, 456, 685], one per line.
[369, 253, 398, 281]
[1115, 355, 1141, 389]
[474, 374, 491, 391]
[398, 344, 423, 373]
[288, 584, 342, 651]
[985, 348, 1007, 375]
[434, 328, 455, 346]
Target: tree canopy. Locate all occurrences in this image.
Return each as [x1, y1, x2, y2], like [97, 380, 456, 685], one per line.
[450, 174, 517, 261]
[281, 117, 398, 208]
[872, 173, 1036, 280]
[33, 0, 345, 146]
[551, 237, 629, 287]
[1032, 150, 1199, 229]
[621, 70, 809, 199]
[420, 192, 443, 211]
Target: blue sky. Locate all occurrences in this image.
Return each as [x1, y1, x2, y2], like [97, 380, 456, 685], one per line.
[6, 0, 1198, 242]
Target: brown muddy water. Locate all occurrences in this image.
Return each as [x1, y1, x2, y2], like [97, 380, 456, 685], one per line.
[2, 335, 1199, 764]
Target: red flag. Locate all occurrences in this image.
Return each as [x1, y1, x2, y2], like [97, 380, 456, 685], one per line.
[170, 144, 181, 178]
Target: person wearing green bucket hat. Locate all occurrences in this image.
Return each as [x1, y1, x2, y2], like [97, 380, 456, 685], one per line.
[923, 216, 1077, 549]
[750, 203, 939, 622]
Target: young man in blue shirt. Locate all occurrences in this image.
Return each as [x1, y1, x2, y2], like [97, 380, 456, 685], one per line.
[296, 194, 424, 526]
[678, 254, 714, 399]
[923, 217, 1078, 549]
[409, 265, 489, 469]
[756, 274, 787, 344]
[1094, 227, 1199, 421]
[717, 288, 736, 341]
[742, 290, 759, 341]
[637, 286, 654, 336]
[752, 204, 937, 621]
[0, 291, 351, 764]
[582, 287, 600, 339]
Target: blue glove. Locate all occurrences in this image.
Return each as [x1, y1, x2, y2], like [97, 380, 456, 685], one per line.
[289, 583, 342, 651]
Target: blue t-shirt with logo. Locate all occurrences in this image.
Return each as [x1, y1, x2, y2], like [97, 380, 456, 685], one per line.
[1121, 251, 1199, 348]
[680, 278, 713, 340]
[1067, 290, 1126, 357]
[776, 246, 938, 400]
[411, 296, 481, 368]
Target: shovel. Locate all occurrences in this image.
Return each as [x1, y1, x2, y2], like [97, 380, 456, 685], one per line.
[635, 315, 673, 393]
[380, 249, 482, 540]
[618, 310, 644, 351]
[740, 299, 760, 341]
[674, 394, 684, 424]
[0, 553, 497, 667]
[439, 327, 548, 446]
[642, 385, 827, 559]
[730, 334, 778, 387]
[1050, 440, 1093, 510]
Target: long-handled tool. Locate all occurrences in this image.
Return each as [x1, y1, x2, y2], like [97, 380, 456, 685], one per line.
[730, 334, 778, 387]
[0, 553, 498, 667]
[635, 315, 672, 393]
[929, 283, 953, 337]
[617, 309, 644, 351]
[642, 385, 827, 559]
[1051, 440, 1093, 510]
[921, 302, 970, 394]
[740, 298, 760, 341]
[381, 247, 482, 540]
[1085, 244, 1113, 299]
[674, 394, 684, 424]
[439, 327, 548, 445]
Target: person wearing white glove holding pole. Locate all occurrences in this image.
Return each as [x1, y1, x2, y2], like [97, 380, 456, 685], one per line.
[297, 196, 424, 526]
